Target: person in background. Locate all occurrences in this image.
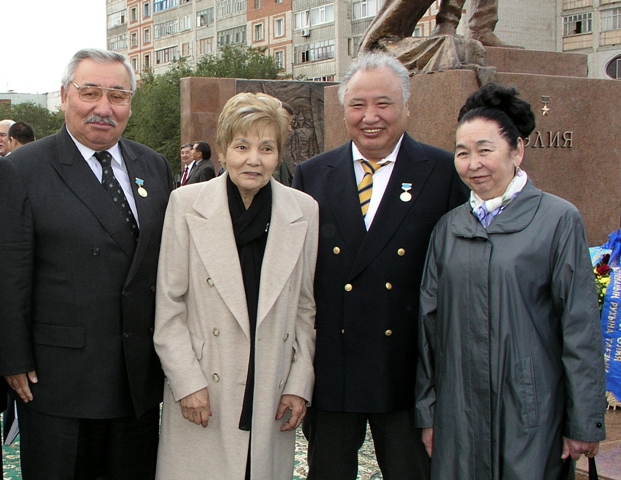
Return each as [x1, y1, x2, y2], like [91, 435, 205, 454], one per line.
[186, 141, 215, 184]
[7, 121, 35, 152]
[154, 92, 318, 480]
[179, 143, 195, 186]
[292, 51, 467, 480]
[415, 83, 606, 479]
[0, 120, 15, 157]
[0, 48, 172, 480]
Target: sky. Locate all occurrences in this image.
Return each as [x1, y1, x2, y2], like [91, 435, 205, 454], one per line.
[2, 0, 107, 94]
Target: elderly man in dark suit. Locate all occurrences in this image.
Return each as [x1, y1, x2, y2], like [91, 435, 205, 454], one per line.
[185, 141, 215, 184]
[0, 48, 172, 480]
[293, 51, 467, 480]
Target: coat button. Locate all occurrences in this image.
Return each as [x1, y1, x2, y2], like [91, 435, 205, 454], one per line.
[333, 246, 340, 254]
[283, 333, 289, 342]
[92, 248, 100, 256]
[397, 248, 405, 256]
[385, 330, 393, 336]
[596, 422, 603, 428]
[212, 373, 220, 382]
[385, 282, 392, 290]
[344, 284, 352, 292]
[213, 328, 220, 337]
[207, 278, 214, 287]
[341, 329, 345, 334]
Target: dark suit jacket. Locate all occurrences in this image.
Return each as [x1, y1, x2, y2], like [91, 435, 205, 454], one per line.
[0, 125, 173, 419]
[293, 133, 467, 413]
[185, 159, 215, 184]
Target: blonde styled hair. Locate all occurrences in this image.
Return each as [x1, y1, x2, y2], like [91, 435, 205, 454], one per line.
[216, 92, 290, 166]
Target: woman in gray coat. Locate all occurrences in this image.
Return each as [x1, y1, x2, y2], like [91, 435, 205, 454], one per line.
[415, 83, 606, 479]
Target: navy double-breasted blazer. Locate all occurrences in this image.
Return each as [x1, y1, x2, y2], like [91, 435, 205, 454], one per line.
[0, 125, 173, 418]
[293, 133, 467, 413]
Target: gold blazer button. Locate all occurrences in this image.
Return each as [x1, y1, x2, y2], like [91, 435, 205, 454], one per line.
[344, 284, 353, 292]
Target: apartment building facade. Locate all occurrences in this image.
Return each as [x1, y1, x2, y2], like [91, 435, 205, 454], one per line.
[106, 0, 621, 82]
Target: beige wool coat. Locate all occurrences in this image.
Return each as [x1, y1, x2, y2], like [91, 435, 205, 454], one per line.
[154, 174, 318, 480]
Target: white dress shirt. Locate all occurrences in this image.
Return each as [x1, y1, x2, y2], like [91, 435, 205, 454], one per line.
[352, 134, 404, 230]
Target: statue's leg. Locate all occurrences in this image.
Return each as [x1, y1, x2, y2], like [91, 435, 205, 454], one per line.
[468, 0, 506, 46]
[432, 0, 465, 35]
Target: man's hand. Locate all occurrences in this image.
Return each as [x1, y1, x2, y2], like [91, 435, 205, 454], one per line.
[180, 388, 212, 428]
[5, 371, 38, 402]
[422, 427, 433, 457]
[562, 437, 600, 460]
[276, 394, 307, 431]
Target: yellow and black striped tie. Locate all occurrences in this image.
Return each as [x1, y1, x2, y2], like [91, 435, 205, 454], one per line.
[358, 159, 383, 217]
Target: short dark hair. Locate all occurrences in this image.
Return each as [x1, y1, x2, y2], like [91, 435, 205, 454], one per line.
[194, 141, 211, 160]
[8, 122, 35, 145]
[457, 83, 535, 149]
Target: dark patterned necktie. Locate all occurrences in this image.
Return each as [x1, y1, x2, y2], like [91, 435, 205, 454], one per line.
[94, 151, 139, 242]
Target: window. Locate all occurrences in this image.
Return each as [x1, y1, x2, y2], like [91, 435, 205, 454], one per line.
[144, 54, 151, 69]
[131, 57, 138, 71]
[155, 46, 176, 64]
[294, 10, 310, 29]
[274, 50, 284, 69]
[217, 0, 246, 17]
[181, 42, 191, 57]
[180, 15, 192, 31]
[606, 55, 621, 79]
[154, 0, 178, 13]
[144, 28, 151, 43]
[563, 12, 592, 36]
[310, 4, 334, 26]
[154, 19, 179, 38]
[131, 7, 137, 22]
[353, 0, 379, 20]
[274, 17, 284, 37]
[254, 0, 261, 8]
[294, 39, 335, 63]
[197, 8, 214, 26]
[217, 25, 247, 46]
[108, 34, 127, 51]
[602, 8, 621, 31]
[131, 32, 138, 47]
[275, 0, 282, 3]
[143, 2, 150, 17]
[198, 37, 213, 55]
[254, 23, 264, 41]
[107, 10, 127, 29]
[180, 0, 192, 3]
[309, 75, 335, 81]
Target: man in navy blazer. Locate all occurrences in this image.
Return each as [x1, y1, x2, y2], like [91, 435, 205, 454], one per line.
[293, 52, 467, 479]
[0, 48, 172, 479]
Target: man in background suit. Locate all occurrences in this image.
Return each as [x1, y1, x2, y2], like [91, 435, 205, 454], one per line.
[0, 48, 172, 480]
[178, 143, 194, 186]
[293, 51, 467, 479]
[7, 121, 36, 152]
[185, 141, 215, 184]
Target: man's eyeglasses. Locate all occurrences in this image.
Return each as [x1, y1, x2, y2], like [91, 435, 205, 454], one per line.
[72, 83, 133, 106]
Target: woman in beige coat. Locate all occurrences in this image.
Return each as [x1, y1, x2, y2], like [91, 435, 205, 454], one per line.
[154, 93, 318, 480]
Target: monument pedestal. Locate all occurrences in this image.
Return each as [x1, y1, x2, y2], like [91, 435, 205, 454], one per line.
[324, 47, 621, 245]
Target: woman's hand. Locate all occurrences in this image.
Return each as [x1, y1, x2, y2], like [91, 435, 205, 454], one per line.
[276, 394, 307, 431]
[561, 437, 599, 460]
[180, 388, 212, 428]
[422, 427, 433, 457]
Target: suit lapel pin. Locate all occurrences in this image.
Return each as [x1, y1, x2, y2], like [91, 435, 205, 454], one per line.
[135, 178, 148, 198]
[400, 183, 412, 202]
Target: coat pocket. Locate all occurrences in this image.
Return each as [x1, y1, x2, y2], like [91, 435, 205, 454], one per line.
[189, 332, 205, 360]
[32, 323, 85, 348]
[516, 356, 539, 429]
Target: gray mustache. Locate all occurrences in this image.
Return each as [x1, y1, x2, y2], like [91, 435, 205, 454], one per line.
[85, 115, 118, 127]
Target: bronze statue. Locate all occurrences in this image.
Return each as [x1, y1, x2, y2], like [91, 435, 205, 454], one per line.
[360, 0, 505, 52]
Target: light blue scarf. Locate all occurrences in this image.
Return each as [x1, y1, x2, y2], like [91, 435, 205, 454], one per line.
[470, 169, 528, 228]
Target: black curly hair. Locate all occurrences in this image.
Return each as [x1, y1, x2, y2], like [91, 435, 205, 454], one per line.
[457, 83, 536, 149]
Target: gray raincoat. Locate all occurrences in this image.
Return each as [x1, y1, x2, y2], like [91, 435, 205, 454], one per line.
[415, 181, 606, 480]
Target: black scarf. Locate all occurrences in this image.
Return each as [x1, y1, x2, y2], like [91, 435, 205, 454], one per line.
[227, 175, 272, 431]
